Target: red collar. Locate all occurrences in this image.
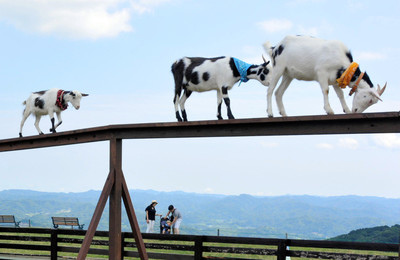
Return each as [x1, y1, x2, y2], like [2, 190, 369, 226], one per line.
[349, 72, 365, 96]
[56, 90, 68, 110]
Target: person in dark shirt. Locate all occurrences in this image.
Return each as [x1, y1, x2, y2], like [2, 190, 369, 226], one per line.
[145, 200, 161, 233]
[165, 205, 182, 234]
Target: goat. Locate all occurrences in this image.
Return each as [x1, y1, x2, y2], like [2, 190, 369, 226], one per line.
[263, 35, 386, 117]
[172, 56, 272, 121]
[19, 88, 88, 137]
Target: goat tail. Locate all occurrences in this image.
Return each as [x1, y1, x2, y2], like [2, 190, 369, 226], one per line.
[262, 41, 274, 58]
[22, 100, 26, 106]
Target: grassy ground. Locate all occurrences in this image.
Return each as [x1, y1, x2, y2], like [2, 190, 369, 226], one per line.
[0, 232, 397, 259]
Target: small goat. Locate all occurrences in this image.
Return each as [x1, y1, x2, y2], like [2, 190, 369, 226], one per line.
[263, 35, 386, 117]
[19, 88, 88, 137]
[172, 56, 272, 121]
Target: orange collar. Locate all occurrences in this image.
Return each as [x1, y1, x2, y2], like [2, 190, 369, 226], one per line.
[337, 62, 358, 88]
[349, 71, 365, 96]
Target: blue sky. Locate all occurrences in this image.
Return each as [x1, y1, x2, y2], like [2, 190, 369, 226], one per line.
[0, 0, 399, 198]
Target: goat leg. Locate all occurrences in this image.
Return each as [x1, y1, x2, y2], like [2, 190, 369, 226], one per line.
[50, 117, 57, 133]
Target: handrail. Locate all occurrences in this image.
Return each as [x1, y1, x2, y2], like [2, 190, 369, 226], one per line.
[1, 112, 400, 152]
[0, 227, 397, 259]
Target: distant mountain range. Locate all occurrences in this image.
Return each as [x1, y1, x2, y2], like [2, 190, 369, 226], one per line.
[0, 189, 399, 241]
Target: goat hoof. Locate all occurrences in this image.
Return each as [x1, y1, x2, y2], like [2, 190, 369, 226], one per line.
[39, 132, 44, 135]
[19, 133, 23, 138]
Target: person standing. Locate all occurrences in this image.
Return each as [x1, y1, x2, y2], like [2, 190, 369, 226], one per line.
[145, 200, 161, 233]
[166, 205, 182, 234]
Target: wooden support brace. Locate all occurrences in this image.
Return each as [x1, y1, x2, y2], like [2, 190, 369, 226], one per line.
[77, 138, 148, 260]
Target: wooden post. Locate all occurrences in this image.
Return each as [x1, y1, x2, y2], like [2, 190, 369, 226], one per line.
[50, 229, 58, 260]
[277, 240, 287, 260]
[194, 236, 203, 260]
[109, 138, 123, 259]
[77, 137, 148, 260]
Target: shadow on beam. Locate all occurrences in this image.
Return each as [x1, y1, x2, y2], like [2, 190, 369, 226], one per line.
[1, 112, 399, 152]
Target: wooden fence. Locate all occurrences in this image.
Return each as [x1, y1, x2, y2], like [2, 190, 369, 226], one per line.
[0, 227, 398, 259]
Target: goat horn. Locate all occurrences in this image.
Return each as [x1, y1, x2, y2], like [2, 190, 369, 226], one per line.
[377, 82, 387, 96]
[262, 55, 268, 64]
[82, 93, 89, 97]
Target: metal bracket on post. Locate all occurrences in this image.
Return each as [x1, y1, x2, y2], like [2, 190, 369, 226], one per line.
[77, 138, 148, 260]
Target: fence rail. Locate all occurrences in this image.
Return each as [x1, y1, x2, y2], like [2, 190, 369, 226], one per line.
[0, 227, 398, 259]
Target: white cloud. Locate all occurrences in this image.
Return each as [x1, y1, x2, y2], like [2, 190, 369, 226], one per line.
[257, 19, 293, 33]
[0, 0, 169, 39]
[257, 19, 334, 37]
[373, 134, 400, 149]
[316, 143, 334, 150]
[130, 0, 171, 14]
[339, 138, 359, 150]
[204, 187, 214, 193]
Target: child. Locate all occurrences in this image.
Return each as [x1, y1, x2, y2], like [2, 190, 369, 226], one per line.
[162, 219, 171, 234]
[160, 217, 171, 234]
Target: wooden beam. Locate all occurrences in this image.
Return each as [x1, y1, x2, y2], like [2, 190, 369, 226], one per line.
[1, 112, 399, 152]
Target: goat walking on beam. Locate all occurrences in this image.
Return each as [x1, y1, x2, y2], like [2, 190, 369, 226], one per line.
[19, 88, 88, 137]
[172, 56, 272, 122]
[263, 35, 386, 117]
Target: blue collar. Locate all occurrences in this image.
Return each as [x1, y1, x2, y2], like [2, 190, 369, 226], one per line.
[233, 58, 252, 85]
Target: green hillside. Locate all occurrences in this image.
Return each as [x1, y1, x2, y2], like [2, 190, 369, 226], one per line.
[0, 189, 399, 240]
[329, 225, 400, 243]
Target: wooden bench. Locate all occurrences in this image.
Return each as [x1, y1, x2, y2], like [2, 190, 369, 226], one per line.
[51, 217, 84, 229]
[0, 215, 20, 227]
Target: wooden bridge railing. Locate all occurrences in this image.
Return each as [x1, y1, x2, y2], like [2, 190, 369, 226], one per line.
[1, 112, 400, 152]
[0, 227, 398, 260]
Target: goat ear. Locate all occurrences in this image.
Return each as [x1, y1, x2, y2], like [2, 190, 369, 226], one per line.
[82, 93, 89, 97]
[371, 89, 383, 102]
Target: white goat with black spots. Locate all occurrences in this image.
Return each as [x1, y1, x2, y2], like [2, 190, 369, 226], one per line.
[19, 88, 88, 137]
[263, 35, 386, 117]
[172, 56, 272, 121]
